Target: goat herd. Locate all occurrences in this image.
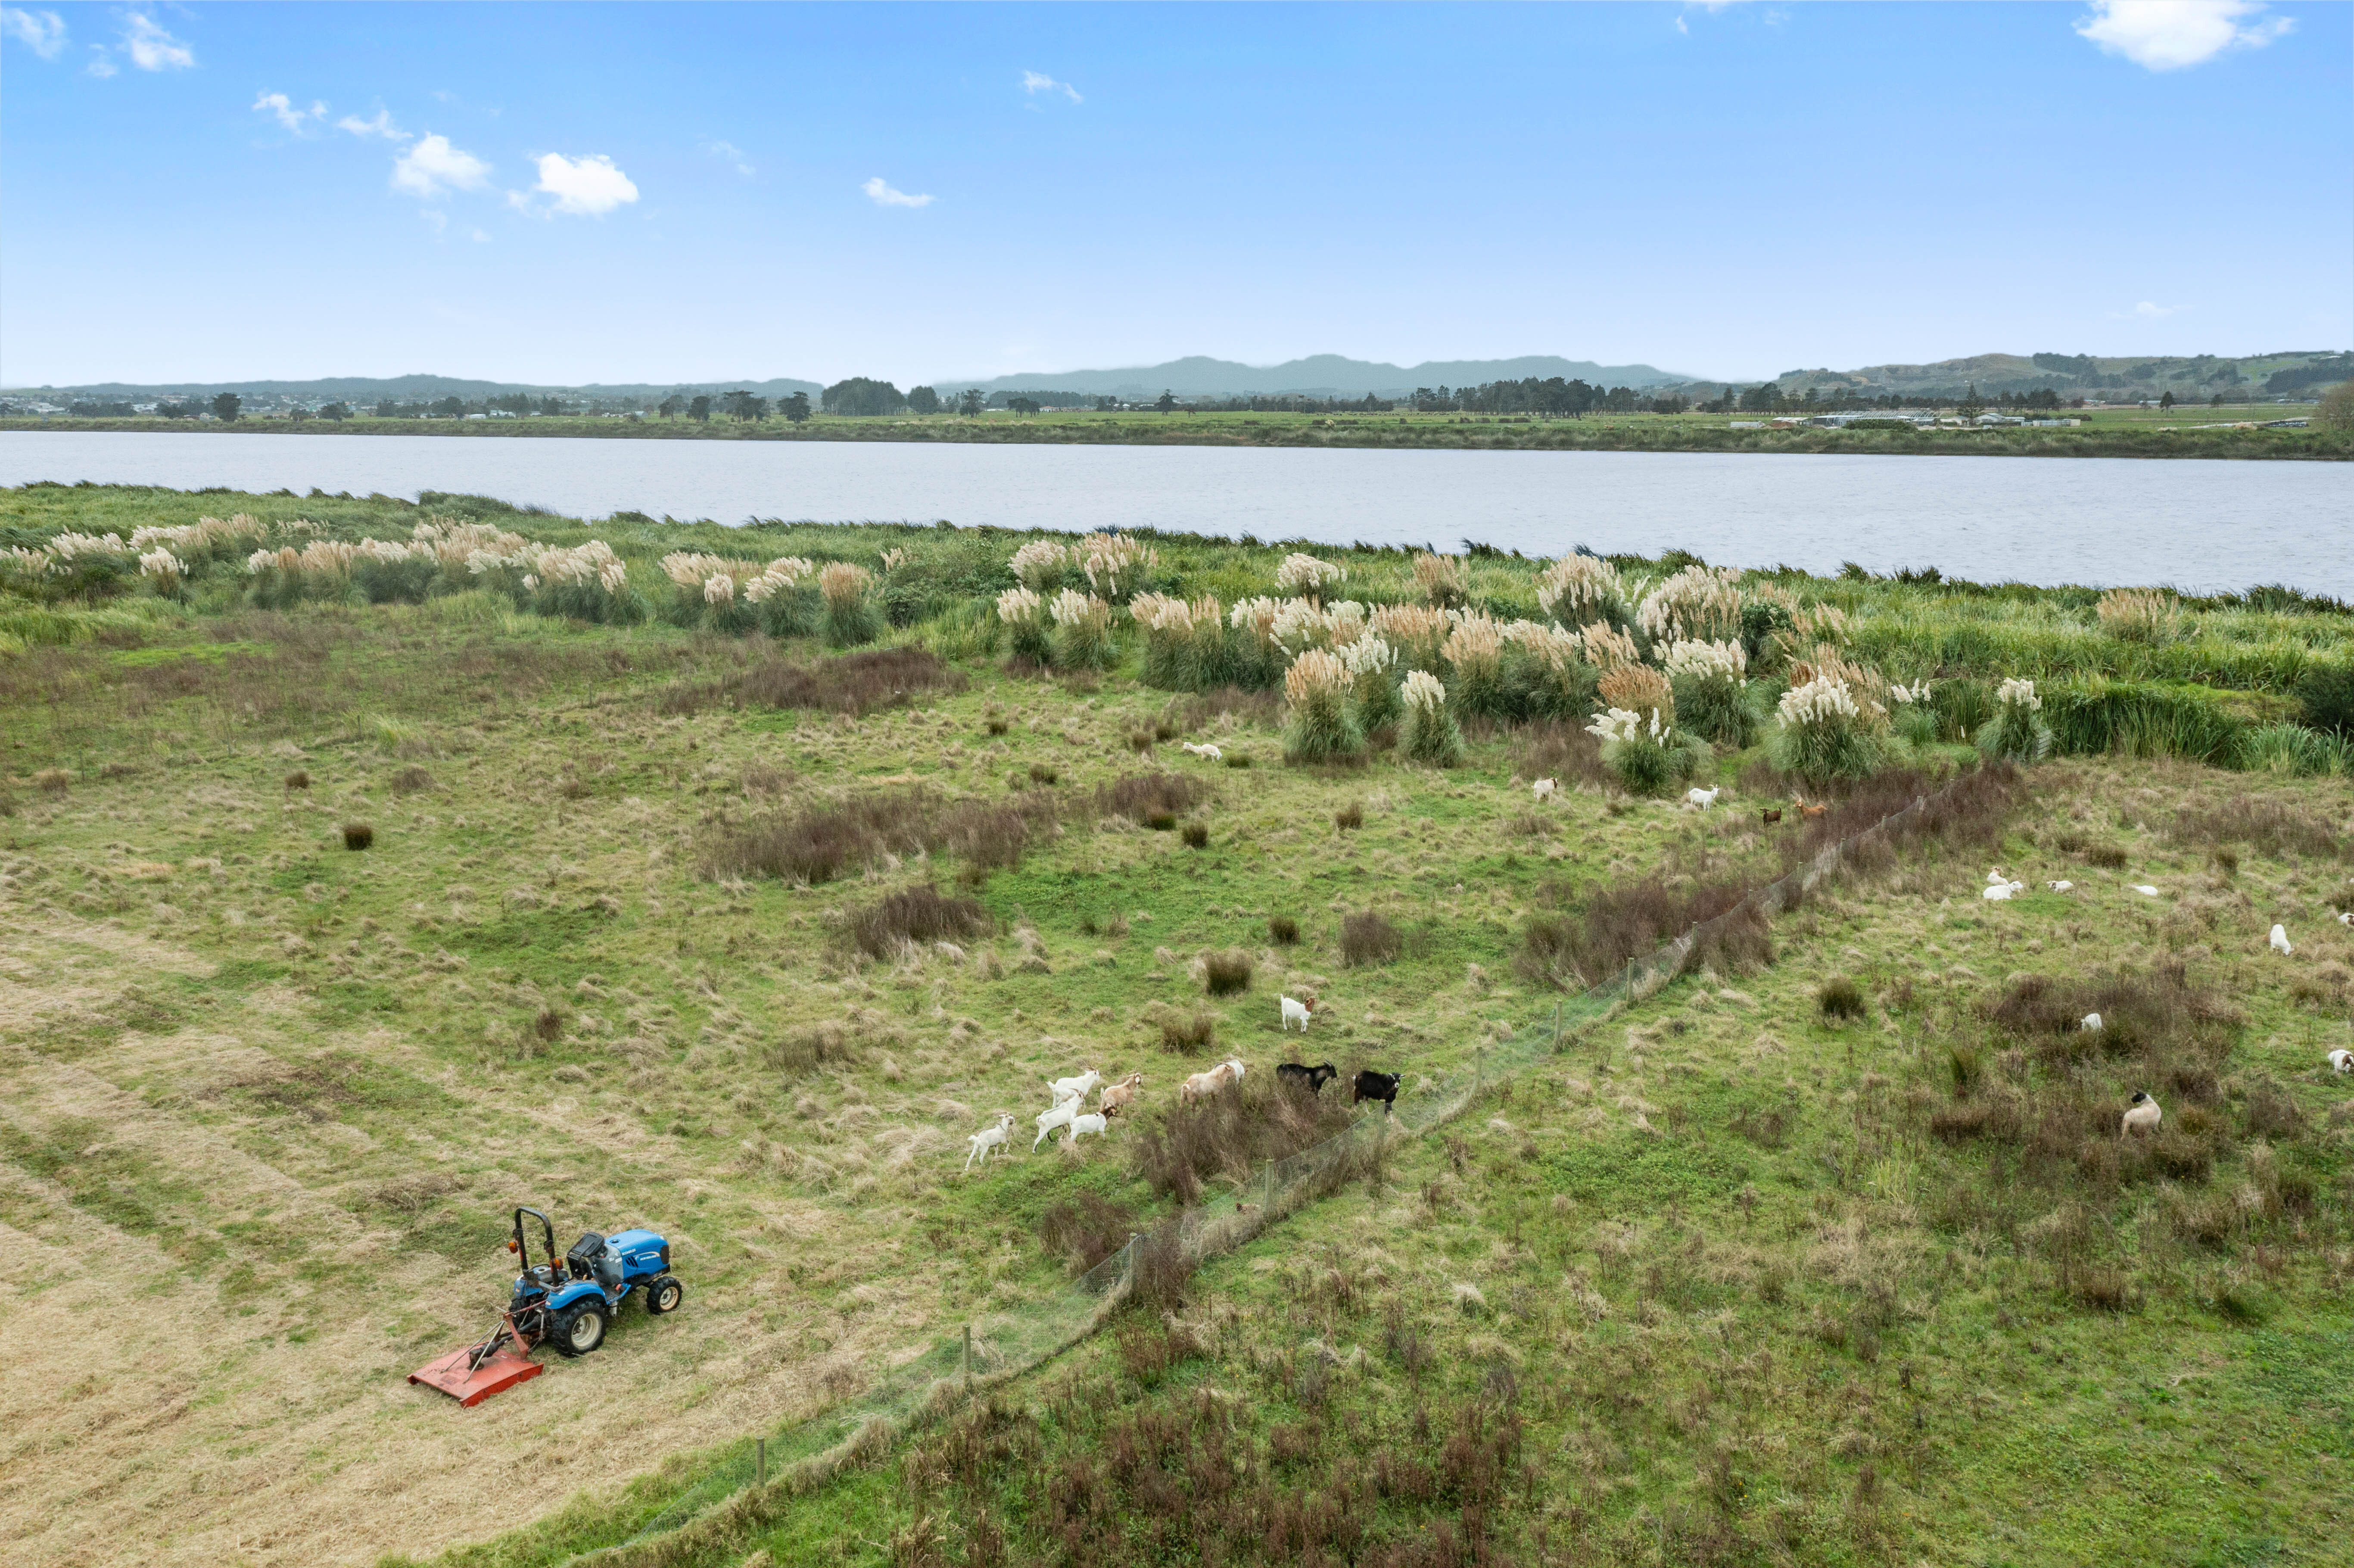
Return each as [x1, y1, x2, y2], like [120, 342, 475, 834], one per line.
[961, 994, 1403, 1173]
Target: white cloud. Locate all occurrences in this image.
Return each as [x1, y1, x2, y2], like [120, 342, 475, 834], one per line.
[863, 176, 934, 208]
[2075, 0, 2291, 71]
[2133, 301, 2179, 317]
[84, 43, 113, 76]
[702, 139, 754, 176]
[338, 109, 410, 141]
[1674, 15, 1688, 33]
[120, 12, 192, 71]
[1022, 70, 1082, 103]
[2, 9, 67, 60]
[392, 134, 492, 199]
[253, 92, 325, 134]
[471, 228, 491, 243]
[530, 152, 639, 216]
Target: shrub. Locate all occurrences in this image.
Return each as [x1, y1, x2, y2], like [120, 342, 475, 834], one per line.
[703, 790, 1056, 885]
[1156, 1008, 1216, 1053]
[1769, 674, 1889, 787]
[2239, 722, 2352, 778]
[1587, 705, 1705, 795]
[1516, 875, 1770, 990]
[1131, 1072, 1354, 1206]
[1333, 802, 1364, 831]
[1818, 977, 1866, 1020]
[1511, 720, 1609, 791]
[34, 768, 70, 793]
[718, 647, 965, 717]
[343, 822, 374, 851]
[1027, 762, 1059, 786]
[1267, 915, 1300, 946]
[1179, 821, 1209, 848]
[2296, 657, 2354, 737]
[390, 765, 434, 795]
[850, 885, 990, 959]
[1049, 589, 1115, 670]
[1202, 949, 1254, 996]
[1398, 669, 1465, 766]
[1340, 912, 1402, 967]
[1037, 1193, 1136, 1274]
[283, 769, 310, 790]
[1095, 772, 1208, 824]
[2169, 798, 2341, 859]
[1976, 678, 2054, 764]
[1282, 649, 1364, 765]
[1664, 639, 1755, 747]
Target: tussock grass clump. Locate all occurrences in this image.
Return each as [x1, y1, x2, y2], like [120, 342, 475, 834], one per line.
[819, 561, 881, 647]
[1201, 949, 1254, 996]
[1340, 911, 1402, 968]
[1095, 772, 1208, 824]
[747, 646, 962, 716]
[283, 769, 309, 790]
[703, 790, 1056, 885]
[1037, 1192, 1136, 1274]
[1510, 719, 1609, 790]
[1144, 810, 1177, 831]
[1976, 678, 2054, 764]
[1267, 915, 1300, 946]
[389, 764, 433, 795]
[850, 886, 991, 959]
[2295, 656, 2354, 736]
[1131, 1072, 1354, 1206]
[1180, 821, 1209, 849]
[1770, 673, 1889, 787]
[2169, 798, 2342, 860]
[342, 822, 374, 851]
[1027, 762, 1059, 786]
[1155, 1008, 1217, 1053]
[1397, 669, 1464, 767]
[1518, 875, 1769, 991]
[1281, 650, 1364, 765]
[1817, 977, 1866, 1020]
[34, 768, 70, 793]
[1333, 802, 1364, 831]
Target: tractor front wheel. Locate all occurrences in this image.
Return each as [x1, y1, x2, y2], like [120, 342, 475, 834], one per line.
[646, 1276, 683, 1316]
[550, 1303, 607, 1357]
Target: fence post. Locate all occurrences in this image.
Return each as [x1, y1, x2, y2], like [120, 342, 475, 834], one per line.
[962, 1323, 973, 1393]
[757, 1437, 766, 1490]
[1551, 999, 1563, 1055]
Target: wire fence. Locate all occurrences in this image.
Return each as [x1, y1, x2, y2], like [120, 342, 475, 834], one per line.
[557, 779, 1960, 1567]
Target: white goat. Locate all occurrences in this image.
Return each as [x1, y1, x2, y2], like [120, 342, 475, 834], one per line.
[2121, 1091, 2162, 1137]
[1048, 1068, 1104, 1105]
[1099, 1072, 1146, 1116]
[2081, 1012, 2103, 1032]
[1532, 778, 1557, 802]
[1065, 1111, 1109, 1145]
[1182, 742, 1223, 762]
[962, 1113, 1014, 1173]
[1981, 879, 2024, 901]
[2131, 884, 2160, 896]
[1180, 1057, 1246, 1105]
[2327, 1048, 2352, 1075]
[1034, 1097, 1082, 1151]
[2339, 910, 2352, 927]
[1280, 994, 1317, 1032]
[2269, 923, 2293, 955]
[2046, 880, 2074, 893]
[1687, 787, 1719, 809]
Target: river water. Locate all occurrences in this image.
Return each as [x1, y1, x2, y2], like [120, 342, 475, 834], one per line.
[3, 430, 2346, 595]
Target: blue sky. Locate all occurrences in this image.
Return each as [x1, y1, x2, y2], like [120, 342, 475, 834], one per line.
[3, 1, 2346, 388]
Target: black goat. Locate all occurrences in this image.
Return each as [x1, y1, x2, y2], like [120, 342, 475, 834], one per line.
[1351, 1069, 1401, 1113]
[1277, 1061, 1338, 1095]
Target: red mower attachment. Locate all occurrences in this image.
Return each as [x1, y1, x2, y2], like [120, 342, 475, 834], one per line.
[409, 1316, 543, 1407]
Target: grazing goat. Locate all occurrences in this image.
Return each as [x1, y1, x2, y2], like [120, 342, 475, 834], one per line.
[1065, 1111, 1109, 1145]
[2081, 1012, 2103, 1032]
[2339, 910, 2352, 927]
[1048, 1068, 1104, 1105]
[1760, 808, 1782, 826]
[1034, 1097, 1083, 1151]
[1277, 1061, 1338, 1095]
[2269, 923, 2293, 955]
[2130, 884, 2160, 896]
[2326, 1048, 2351, 1075]
[1686, 786, 1719, 809]
[1099, 1072, 1146, 1117]
[1531, 778, 1557, 802]
[1352, 1069, 1401, 1114]
[1280, 993, 1318, 1032]
[1981, 879, 2024, 902]
[2121, 1091, 2162, 1137]
[963, 1113, 1015, 1173]
[2046, 880, 2073, 893]
[1180, 1058, 1246, 1105]
[1798, 803, 1827, 821]
[1181, 741, 1224, 762]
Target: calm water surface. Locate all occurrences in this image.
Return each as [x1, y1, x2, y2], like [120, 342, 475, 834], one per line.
[3, 430, 2346, 594]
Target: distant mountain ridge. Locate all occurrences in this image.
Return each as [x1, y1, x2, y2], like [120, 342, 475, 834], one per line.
[955, 354, 1696, 398]
[2, 373, 825, 403]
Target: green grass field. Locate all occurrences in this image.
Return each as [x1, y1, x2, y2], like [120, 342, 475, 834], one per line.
[1, 486, 2348, 1567]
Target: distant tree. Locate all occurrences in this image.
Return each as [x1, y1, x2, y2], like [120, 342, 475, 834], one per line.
[688, 395, 713, 423]
[537, 395, 565, 417]
[782, 392, 812, 424]
[1007, 396, 1041, 416]
[722, 389, 768, 422]
[958, 388, 985, 417]
[1958, 382, 1985, 419]
[374, 398, 400, 418]
[211, 392, 243, 423]
[318, 403, 349, 422]
[1094, 395, 1118, 412]
[156, 401, 195, 420]
[1155, 389, 1177, 413]
[432, 396, 464, 419]
[2316, 380, 2354, 432]
[2158, 390, 2176, 409]
[821, 377, 906, 417]
[906, 385, 941, 415]
[658, 395, 685, 419]
[2211, 393, 2225, 408]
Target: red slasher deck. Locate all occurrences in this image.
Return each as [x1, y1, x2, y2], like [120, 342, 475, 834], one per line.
[408, 1342, 544, 1406]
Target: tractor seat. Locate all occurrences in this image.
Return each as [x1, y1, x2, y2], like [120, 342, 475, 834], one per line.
[566, 1232, 608, 1282]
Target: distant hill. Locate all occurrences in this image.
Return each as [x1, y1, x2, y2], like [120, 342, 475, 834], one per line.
[0, 373, 823, 405]
[1737, 350, 2348, 402]
[957, 354, 1696, 399]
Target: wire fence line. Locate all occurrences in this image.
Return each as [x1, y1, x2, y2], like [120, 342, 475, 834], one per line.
[556, 779, 1963, 1568]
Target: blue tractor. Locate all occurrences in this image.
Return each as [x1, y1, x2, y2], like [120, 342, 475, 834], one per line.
[410, 1206, 683, 1403]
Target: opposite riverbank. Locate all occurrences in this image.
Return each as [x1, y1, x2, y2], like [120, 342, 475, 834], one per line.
[6, 409, 2347, 460]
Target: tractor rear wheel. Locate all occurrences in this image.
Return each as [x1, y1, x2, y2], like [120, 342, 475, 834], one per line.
[646, 1276, 683, 1315]
[550, 1303, 607, 1357]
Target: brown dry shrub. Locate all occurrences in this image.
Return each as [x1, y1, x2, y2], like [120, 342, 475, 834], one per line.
[342, 822, 374, 851]
[1096, 771, 1209, 824]
[1517, 875, 1769, 990]
[1131, 1072, 1354, 1205]
[1155, 1009, 1216, 1053]
[1202, 949, 1254, 996]
[1985, 964, 2240, 1064]
[1267, 915, 1300, 946]
[1037, 1192, 1136, 1274]
[1334, 801, 1365, 831]
[701, 790, 1057, 885]
[2170, 798, 2343, 861]
[1340, 911, 1403, 967]
[34, 768, 70, 793]
[663, 646, 965, 718]
[390, 764, 433, 795]
[1173, 686, 1281, 731]
[850, 885, 991, 959]
[1510, 719, 1609, 791]
[283, 768, 310, 790]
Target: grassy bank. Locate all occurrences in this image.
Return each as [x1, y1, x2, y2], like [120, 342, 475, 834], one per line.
[0, 485, 2348, 1568]
[6, 408, 2347, 460]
